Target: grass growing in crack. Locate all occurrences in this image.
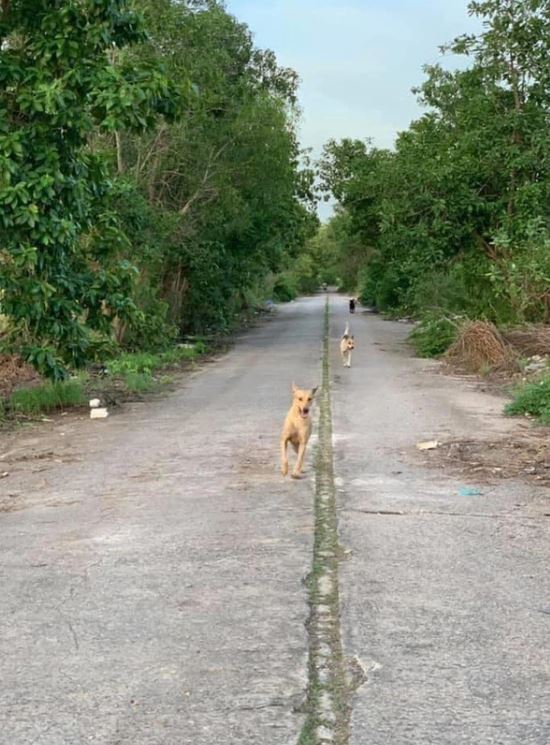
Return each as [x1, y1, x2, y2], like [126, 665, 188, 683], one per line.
[298, 718, 318, 745]
[297, 297, 351, 745]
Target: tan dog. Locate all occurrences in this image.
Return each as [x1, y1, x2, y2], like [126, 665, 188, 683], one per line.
[340, 323, 355, 368]
[280, 383, 318, 479]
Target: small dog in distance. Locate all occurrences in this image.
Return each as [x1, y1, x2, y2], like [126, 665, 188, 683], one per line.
[340, 323, 355, 368]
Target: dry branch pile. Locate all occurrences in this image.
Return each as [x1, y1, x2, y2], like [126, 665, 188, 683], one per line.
[446, 321, 518, 373]
[502, 326, 550, 357]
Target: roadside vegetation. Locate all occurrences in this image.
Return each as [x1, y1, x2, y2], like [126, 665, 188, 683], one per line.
[0, 0, 320, 418]
[0, 0, 317, 387]
[505, 377, 550, 424]
[4, 0, 550, 426]
[409, 316, 460, 359]
[0, 341, 207, 423]
[7, 381, 87, 418]
[318, 1, 550, 332]
[315, 0, 550, 421]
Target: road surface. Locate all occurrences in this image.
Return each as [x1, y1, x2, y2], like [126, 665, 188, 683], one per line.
[1, 294, 549, 744]
[329, 299, 550, 745]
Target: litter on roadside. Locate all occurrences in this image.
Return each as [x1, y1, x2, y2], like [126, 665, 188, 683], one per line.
[416, 440, 439, 451]
[90, 407, 109, 419]
[458, 486, 482, 497]
[89, 398, 109, 419]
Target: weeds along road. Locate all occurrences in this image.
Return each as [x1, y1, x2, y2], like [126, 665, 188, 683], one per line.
[1, 293, 549, 744]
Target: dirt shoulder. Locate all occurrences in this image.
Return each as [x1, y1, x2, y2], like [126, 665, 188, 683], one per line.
[418, 428, 550, 490]
[412, 355, 550, 490]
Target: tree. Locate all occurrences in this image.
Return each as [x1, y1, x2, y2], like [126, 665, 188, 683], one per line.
[0, 0, 179, 377]
[320, 0, 550, 321]
[115, 0, 316, 334]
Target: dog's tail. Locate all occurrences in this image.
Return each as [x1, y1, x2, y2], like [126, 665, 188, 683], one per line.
[343, 322, 350, 337]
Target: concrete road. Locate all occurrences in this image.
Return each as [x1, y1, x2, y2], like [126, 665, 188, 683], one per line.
[329, 298, 550, 744]
[0, 297, 323, 745]
[2, 293, 549, 745]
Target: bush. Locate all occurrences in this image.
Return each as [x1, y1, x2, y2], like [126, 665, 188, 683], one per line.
[122, 297, 178, 353]
[505, 377, 550, 424]
[106, 345, 204, 377]
[407, 264, 472, 316]
[357, 260, 410, 312]
[358, 265, 378, 307]
[272, 273, 298, 302]
[9, 380, 86, 415]
[124, 372, 155, 393]
[409, 316, 459, 358]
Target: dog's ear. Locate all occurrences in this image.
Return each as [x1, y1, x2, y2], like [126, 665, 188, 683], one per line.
[311, 386, 319, 396]
[292, 382, 298, 393]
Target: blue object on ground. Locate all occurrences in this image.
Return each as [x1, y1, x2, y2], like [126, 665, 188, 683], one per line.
[459, 486, 482, 497]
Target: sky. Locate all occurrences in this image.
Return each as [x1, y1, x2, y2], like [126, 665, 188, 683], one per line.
[224, 0, 481, 219]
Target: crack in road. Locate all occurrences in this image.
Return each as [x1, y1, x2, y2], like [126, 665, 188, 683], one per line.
[298, 298, 354, 745]
[349, 508, 547, 520]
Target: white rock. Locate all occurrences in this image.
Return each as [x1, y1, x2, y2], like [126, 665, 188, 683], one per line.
[90, 408, 109, 419]
[316, 724, 335, 742]
[416, 440, 439, 451]
[318, 575, 334, 597]
[89, 398, 101, 408]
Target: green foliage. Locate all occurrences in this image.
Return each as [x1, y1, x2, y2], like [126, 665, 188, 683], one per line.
[106, 345, 204, 376]
[118, 0, 317, 335]
[409, 316, 459, 358]
[320, 0, 550, 325]
[0, 0, 179, 378]
[1, 0, 313, 376]
[272, 274, 298, 302]
[105, 343, 205, 392]
[123, 372, 155, 392]
[486, 220, 550, 323]
[505, 377, 550, 424]
[108, 182, 179, 350]
[9, 380, 85, 415]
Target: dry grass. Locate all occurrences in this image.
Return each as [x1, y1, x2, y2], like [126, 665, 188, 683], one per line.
[446, 321, 518, 374]
[0, 355, 40, 398]
[502, 326, 550, 357]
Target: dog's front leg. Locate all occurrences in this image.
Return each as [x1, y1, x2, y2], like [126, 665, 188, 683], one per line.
[281, 437, 289, 476]
[347, 351, 352, 368]
[291, 441, 307, 479]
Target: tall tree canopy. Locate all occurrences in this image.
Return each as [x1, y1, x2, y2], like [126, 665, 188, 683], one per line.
[0, 0, 179, 377]
[321, 0, 550, 323]
[0, 0, 317, 376]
